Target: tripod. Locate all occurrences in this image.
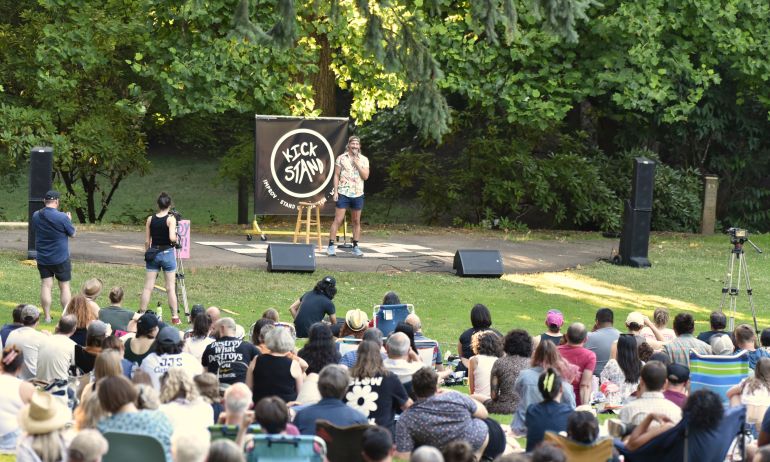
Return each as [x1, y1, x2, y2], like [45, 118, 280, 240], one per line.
[174, 220, 190, 322]
[720, 235, 763, 333]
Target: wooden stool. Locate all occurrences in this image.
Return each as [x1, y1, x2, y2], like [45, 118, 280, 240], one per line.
[294, 201, 323, 250]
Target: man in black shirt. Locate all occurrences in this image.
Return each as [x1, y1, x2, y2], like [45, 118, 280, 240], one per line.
[697, 311, 735, 345]
[202, 317, 259, 385]
[289, 276, 337, 338]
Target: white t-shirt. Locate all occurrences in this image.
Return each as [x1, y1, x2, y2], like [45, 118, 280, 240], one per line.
[160, 398, 214, 436]
[5, 327, 47, 380]
[182, 336, 215, 362]
[383, 358, 422, 384]
[36, 334, 76, 382]
[140, 352, 203, 391]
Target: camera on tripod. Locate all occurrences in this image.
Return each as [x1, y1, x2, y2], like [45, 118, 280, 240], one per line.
[728, 227, 749, 244]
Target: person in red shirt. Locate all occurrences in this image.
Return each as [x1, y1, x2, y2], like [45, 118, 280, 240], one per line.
[557, 322, 597, 405]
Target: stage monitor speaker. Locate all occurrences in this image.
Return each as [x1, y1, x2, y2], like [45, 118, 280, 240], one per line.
[453, 250, 504, 277]
[630, 157, 656, 211]
[619, 200, 652, 268]
[266, 243, 316, 272]
[28, 147, 54, 260]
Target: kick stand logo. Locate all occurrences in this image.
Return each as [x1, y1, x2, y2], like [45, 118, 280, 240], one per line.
[255, 117, 348, 215]
[270, 128, 335, 201]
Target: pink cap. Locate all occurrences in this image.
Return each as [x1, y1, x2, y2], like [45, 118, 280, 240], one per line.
[545, 309, 564, 327]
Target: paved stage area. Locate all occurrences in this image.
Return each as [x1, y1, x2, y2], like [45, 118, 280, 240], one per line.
[0, 228, 618, 274]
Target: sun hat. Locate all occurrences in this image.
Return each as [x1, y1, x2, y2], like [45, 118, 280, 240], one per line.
[545, 309, 564, 327]
[82, 278, 103, 299]
[18, 390, 71, 435]
[626, 312, 645, 326]
[345, 309, 369, 332]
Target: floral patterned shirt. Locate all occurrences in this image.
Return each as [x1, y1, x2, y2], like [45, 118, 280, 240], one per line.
[335, 152, 369, 198]
[97, 410, 173, 462]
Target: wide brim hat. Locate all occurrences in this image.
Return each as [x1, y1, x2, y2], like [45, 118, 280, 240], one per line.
[345, 309, 369, 332]
[18, 390, 71, 435]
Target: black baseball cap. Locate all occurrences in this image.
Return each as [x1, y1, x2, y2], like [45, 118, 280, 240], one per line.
[44, 190, 60, 200]
[190, 304, 205, 319]
[667, 363, 690, 384]
[156, 326, 181, 345]
[136, 312, 160, 336]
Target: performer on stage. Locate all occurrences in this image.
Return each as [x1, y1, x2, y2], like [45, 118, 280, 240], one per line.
[327, 136, 369, 257]
[139, 192, 180, 324]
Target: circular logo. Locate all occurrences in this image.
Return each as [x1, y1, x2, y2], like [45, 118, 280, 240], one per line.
[270, 129, 335, 199]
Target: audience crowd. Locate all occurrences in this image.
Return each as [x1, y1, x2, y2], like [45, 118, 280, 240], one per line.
[4, 274, 770, 462]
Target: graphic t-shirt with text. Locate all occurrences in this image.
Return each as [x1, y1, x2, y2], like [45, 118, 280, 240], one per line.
[201, 337, 260, 385]
[344, 372, 408, 431]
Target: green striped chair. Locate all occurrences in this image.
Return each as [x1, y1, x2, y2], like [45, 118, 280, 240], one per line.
[689, 350, 749, 404]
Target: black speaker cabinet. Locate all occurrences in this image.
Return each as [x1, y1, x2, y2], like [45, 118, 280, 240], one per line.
[630, 157, 656, 211]
[619, 200, 652, 268]
[28, 147, 54, 259]
[266, 243, 316, 272]
[453, 250, 504, 277]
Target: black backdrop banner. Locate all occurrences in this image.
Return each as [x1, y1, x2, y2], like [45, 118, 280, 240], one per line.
[255, 116, 348, 216]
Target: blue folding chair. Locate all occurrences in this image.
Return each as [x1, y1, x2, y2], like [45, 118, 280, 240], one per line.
[372, 304, 414, 336]
[244, 434, 326, 462]
[618, 405, 747, 462]
[208, 424, 262, 441]
[337, 338, 362, 356]
[689, 350, 749, 404]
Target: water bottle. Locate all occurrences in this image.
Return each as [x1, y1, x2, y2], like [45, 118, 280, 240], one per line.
[156, 301, 163, 322]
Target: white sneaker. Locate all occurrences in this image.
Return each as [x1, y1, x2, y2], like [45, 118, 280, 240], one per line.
[327, 244, 336, 256]
[352, 246, 363, 257]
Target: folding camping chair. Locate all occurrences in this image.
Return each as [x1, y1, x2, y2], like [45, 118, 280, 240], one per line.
[244, 434, 326, 462]
[337, 338, 362, 356]
[315, 420, 371, 462]
[103, 432, 166, 462]
[208, 424, 262, 441]
[372, 304, 414, 336]
[618, 405, 747, 462]
[543, 432, 614, 462]
[689, 350, 749, 404]
[415, 339, 440, 369]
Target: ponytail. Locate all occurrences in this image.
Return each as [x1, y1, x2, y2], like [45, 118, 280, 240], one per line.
[538, 367, 562, 402]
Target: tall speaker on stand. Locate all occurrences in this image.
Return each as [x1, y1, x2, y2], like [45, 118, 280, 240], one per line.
[27, 147, 54, 260]
[619, 157, 655, 268]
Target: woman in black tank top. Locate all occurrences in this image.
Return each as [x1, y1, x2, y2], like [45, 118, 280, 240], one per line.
[139, 192, 180, 324]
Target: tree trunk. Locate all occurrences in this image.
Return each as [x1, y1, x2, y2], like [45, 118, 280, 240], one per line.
[310, 33, 336, 116]
[237, 175, 249, 224]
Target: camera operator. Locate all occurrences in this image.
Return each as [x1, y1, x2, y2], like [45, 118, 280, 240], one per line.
[139, 192, 181, 324]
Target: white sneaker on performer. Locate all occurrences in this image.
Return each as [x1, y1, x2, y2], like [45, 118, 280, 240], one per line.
[352, 246, 363, 257]
[327, 244, 336, 256]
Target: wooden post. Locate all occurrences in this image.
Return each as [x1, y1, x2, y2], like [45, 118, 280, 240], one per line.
[701, 175, 719, 235]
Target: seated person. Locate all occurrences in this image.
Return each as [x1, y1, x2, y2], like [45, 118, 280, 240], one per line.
[457, 304, 502, 371]
[734, 324, 770, 369]
[254, 396, 299, 435]
[98, 286, 136, 333]
[469, 331, 503, 402]
[202, 317, 260, 385]
[405, 314, 446, 372]
[525, 368, 574, 452]
[663, 313, 711, 367]
[362, 426, 395, 462]
[395, 367, 505, 461]
[74, 321, 110, 374]
[339, 309, 369, 339]
[294, 365, 367, 435]
[289, 276, 337, 338]
[697, 311, 734, 345]
[620, 361, 681, 426]
[341, 328, 384, 368]
[538, 309, 565, 346]
[727, 357, 770, 408]
[566, 410, 600, 445]
[383, 332, 422, 384]
[663, 363, 689, 408]
[247, 327, 303, 405]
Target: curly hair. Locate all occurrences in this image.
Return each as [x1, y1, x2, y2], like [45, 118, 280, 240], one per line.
[503, 329, 533, 357]
[160, 368, 200, 403]
[684, 389, 723, 430]
[473, 331, 502, 357]
[298, 323, 340, 374]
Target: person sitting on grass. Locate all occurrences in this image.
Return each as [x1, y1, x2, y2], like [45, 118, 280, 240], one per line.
[247, 326, 304, 405]
[640, 307, 676, 342]
[557, 322, 596, 406]
[297, 322, 340, 405]
[734, 324, 770, 370]
[160, 367, 214, 436]
[663, 313, 711, 367]
[384, 332, 423, 384]
[250, 318, 275, 354]
[254, 396, 300, 435]
[294, 365, 367, 435]
[395, 367, 506, 461]
[566, 410, 600, 445]
[98, 286, 135, 333]
[406, 314, 449, 373]
[340, 327, 384, 368]
[585, 307, 621, 377]
[202, 317, 260, 385]
[511, 340, 576, 436]
[619, 360, 682, 427]
[0, 304, 24, 346]
[537, 309, 565, 346]
[484, 329, 532, 415]
[469, 331, 503, 402]
[140, 326, 202, 391]
[600, 333, 642, 406]
[457, 304, 502, 372]
[728, 357, 770, 409]
[183, 311, 214, 361]
[362, 426, 396, 462]
[524, 368, 574, 452]
[696, 311, 734, 345]
[409, 446, 444, 462]
[663, 363, 689, 408]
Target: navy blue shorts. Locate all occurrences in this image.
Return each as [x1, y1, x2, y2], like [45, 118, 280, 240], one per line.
[37, 259, 72, 282]
[336, 194, 364, 211]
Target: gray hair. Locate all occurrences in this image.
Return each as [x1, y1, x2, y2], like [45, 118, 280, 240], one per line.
[265, 327, 294, 354]
[216, 317, 237, 333]
[363, 328, 383, 346]
[224, 383, 253, 414]
[318, 364, 350, 399]
[410, 446, 444, 462]
[207, 439, 244, 462]
[386, 332, 410, 357]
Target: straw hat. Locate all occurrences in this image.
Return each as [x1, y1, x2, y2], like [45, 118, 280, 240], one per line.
[345, 309, 369, 332]
[18, 390, 71, 435]
[82, 278, 103, 299]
